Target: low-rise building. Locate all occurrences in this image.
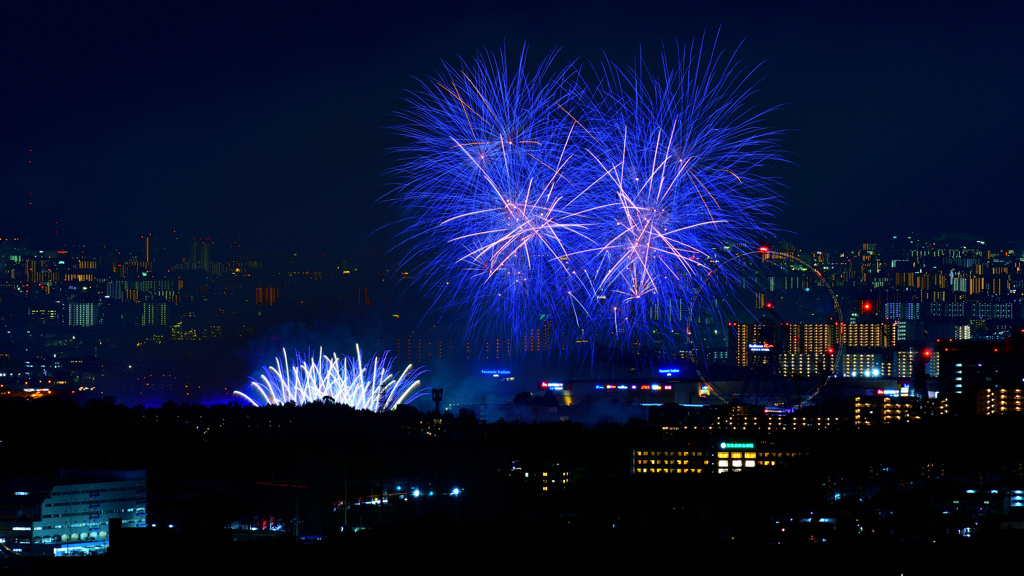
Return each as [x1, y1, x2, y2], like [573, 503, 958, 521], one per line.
[0, 470, 146, 556]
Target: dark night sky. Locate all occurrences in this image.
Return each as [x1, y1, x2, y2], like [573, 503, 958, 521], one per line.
[3, 1, 1023, 255]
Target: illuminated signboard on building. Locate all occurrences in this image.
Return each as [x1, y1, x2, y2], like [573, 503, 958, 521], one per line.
[539, 381, 567, 391]
[719, 442, 755, 450]
[875, 387, 909, 397]
[658, 367, 681, 377]
[748, 343, 773, 353]
[594, 383, 672, 391]
[699, 384, 711, 398]
[480, 369, 511, 377]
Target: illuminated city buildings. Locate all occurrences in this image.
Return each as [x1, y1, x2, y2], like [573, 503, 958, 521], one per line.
[729, 322, 839, 377]
[631, 439, 810, 475]
[632, 447, 708, 474]
[0, 470, 147, 557]
[1, 233, 1024, 409]
[853, 395, 923, 426]
[976, 387, 1024, 415]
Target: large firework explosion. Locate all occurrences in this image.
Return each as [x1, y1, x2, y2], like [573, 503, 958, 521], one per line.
[235, 347, 429, 411]
[391, 47, 592, 345]
[391, 39, 782, 353]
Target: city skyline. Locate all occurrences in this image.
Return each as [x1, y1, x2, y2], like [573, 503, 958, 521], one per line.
[3, 229, 1023, 410]
[5, 4, 1024, 559]
[3, 1, 1024, 409]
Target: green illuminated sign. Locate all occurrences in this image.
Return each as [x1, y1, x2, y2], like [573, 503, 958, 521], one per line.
[720, 442, 755, 450]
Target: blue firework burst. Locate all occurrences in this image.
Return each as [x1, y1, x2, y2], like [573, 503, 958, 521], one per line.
[391, 46, 596, 347]
[576, 40, 784, 345]
[391, 40, 783, 354]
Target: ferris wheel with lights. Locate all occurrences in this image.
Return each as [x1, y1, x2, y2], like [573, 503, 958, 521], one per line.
[685, 247, 845, 409]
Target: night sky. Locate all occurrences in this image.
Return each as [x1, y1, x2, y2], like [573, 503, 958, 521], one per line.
[3, 1, 1022, 254]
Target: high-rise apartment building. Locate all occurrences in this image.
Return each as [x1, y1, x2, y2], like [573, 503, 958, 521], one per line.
[846, 323, 895, 349]
[67, 302, 97, 327]
[141, 302, 167, 326]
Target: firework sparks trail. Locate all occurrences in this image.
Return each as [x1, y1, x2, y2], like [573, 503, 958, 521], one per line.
[391, 38, 783, 352]
[391, 45, 598, 347]
[234, 346, 428, 411]
[580, 122, 719, 300]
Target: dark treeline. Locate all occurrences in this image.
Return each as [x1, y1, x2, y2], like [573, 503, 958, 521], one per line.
[4, 397, 1024, 571]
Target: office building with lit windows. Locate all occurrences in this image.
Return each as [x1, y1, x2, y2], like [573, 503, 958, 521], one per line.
[846, 322, 895, 349]
[0, 470, 147, 556]
[713, 440, 810, 473]
[854, 395, 923, 426]
[141, 302, 167, 326]
[632, 439, 809, 475]
[778, 352, 834, 378]
[510, 460, 578, 494]
[728, 323, 763, 368]
[842, 353, 885, 378]
[66, 301, 97, 327]
[632, 447, 709, 474]
[707, 405, 843, 432]
[976, 388, 1024, 416]
[783, 323, 841, 355]
[715, 441, 759, 472]
[730, 322, 839, 376]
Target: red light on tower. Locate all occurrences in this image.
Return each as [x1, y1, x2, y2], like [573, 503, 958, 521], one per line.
[758, 246, 769, 253]
[862, 301, 872, 313]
